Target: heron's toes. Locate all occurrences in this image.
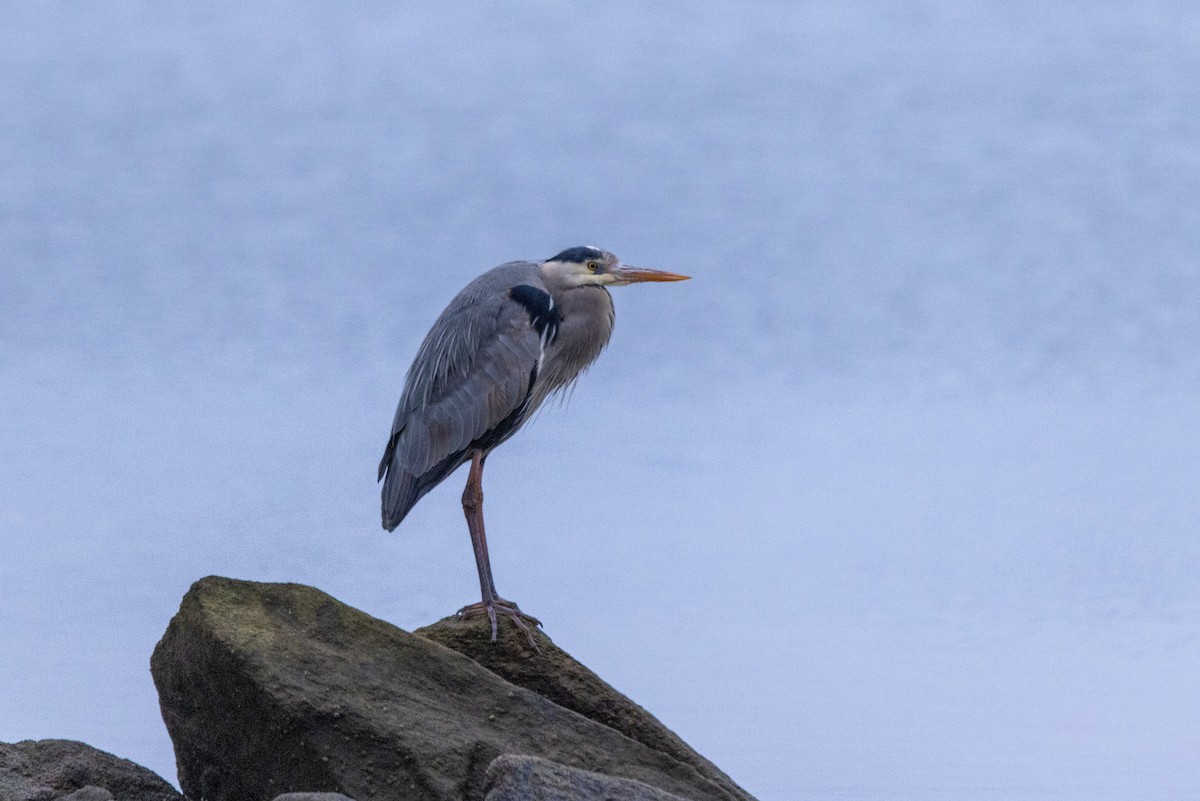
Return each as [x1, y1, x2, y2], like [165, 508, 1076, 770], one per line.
[456, 599, 542, 648]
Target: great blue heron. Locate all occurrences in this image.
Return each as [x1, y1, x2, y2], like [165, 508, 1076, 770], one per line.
[379, 246, 689, 640]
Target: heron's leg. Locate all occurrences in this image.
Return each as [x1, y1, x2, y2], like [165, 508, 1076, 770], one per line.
[458, 451, 541, 645]
[461, 450, 499, 606]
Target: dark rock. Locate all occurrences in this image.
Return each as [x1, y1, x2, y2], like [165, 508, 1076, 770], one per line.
[485, 755, 693, 801]
[151, 576, 754, 801]
[58, 788, 114, 801]
[0, 739, 182, 801]
[271, 794, 358, 801]
[416, 616, 743, 797]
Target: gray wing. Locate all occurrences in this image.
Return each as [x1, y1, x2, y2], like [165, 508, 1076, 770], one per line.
[380, 269, 545, 530]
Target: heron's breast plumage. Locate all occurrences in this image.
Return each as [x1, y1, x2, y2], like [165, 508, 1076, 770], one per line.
[529, 285, 614, 409]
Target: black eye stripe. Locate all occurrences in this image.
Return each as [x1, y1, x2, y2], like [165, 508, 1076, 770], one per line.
[548, 245, 606, 263]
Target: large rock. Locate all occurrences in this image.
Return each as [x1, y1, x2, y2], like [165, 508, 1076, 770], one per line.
[484, 755, 691, 801]
[416, 615, 743, 796]
[151, 576, 754, 801]
[0, 739, 182, 801]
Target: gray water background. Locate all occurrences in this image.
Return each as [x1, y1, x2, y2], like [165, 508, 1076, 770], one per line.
[2, 3, 1199, 799]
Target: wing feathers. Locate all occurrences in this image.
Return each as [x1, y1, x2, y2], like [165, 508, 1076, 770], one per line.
[380, 269, 548, 529]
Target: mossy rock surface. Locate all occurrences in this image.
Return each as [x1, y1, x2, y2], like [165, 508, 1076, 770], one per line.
[416, 615, 744, 796]
[151, 576, 755, 801]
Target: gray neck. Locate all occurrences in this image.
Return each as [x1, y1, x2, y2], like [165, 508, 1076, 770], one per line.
[531, 285, 615, 407]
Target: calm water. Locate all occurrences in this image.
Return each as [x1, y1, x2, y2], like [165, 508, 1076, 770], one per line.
[3, 4, 1199, 799]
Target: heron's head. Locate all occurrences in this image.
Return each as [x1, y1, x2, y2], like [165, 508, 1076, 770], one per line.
[539, 246, 690, 289]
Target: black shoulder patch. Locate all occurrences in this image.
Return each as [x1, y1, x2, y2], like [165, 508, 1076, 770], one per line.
[508, 284, 561, 345]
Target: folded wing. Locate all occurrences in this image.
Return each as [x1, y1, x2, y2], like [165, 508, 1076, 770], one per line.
[379, 280, 547, 530]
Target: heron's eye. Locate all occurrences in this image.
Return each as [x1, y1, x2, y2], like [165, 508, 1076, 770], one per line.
[586, 261, 599, 272]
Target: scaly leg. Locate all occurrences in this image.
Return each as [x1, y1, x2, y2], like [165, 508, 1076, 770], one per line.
[457, 450, 541, 644]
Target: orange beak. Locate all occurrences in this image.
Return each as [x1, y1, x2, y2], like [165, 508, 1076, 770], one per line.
[610, 265, 692, 285]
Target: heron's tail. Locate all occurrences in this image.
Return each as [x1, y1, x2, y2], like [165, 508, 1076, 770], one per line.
[380, 466, 422, 531]
[379, 430, 470, 531]
[379, 433, 421, 531]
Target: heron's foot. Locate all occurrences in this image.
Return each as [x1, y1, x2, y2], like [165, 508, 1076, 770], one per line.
[457, 598, 542, 647]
